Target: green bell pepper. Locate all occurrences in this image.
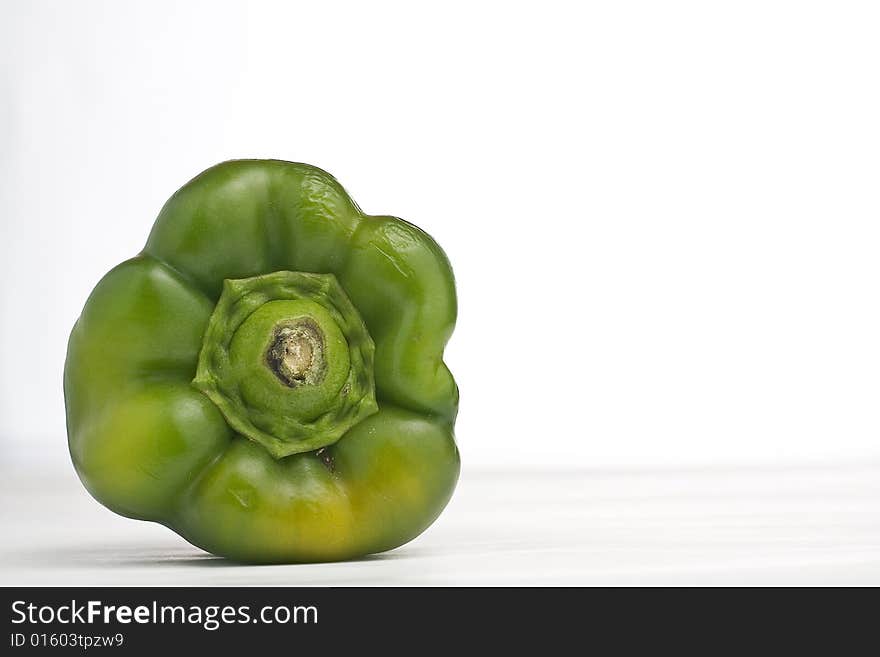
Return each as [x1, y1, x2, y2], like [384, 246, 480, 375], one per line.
[64, 160, 460, 563]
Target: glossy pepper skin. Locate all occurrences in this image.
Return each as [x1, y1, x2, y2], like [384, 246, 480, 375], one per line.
[64, 160, 459, 563]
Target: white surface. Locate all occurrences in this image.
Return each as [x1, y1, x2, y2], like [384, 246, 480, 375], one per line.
[2, 463, 879, 586]
[4, 1, 880, 470]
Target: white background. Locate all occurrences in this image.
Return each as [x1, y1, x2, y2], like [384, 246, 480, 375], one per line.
[3, 0, 880, 471]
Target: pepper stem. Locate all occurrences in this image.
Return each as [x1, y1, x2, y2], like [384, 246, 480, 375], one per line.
[266, 319, 325, 387]
[192, 271, 378, 458]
